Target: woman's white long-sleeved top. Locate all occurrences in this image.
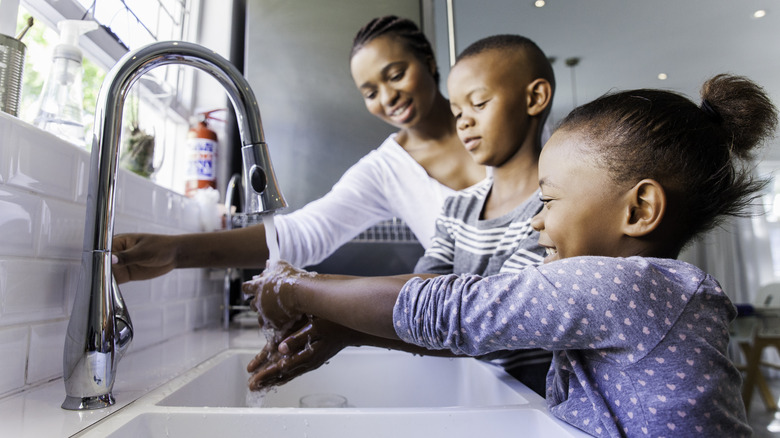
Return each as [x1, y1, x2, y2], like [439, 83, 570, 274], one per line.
[275, 134, 458, 268]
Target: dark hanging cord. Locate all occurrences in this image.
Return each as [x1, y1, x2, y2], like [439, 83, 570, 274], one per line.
[118, 0, 157, 41]
[80, 0, 96, 20]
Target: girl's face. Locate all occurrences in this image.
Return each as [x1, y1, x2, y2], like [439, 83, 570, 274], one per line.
[350, 35, 438, 130]
[531, 129, 631, 263]
[446, 51, 529, 166]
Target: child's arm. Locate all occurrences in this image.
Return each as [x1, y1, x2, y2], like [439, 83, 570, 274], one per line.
[246, 316, 462, 390]
[242, 261, 435, 340]
[395, 258, 696, 360]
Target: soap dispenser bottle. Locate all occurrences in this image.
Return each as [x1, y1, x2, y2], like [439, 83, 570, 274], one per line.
[33, 19, 97, 148]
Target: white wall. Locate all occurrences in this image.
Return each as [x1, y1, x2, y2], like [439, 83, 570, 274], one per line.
[0, 113, 223, 399]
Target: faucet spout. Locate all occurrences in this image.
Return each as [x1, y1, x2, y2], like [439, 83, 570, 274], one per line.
[62, 41, 286, 410]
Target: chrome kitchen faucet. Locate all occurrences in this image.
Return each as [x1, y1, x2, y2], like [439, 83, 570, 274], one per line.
[62, 41, 286, 410]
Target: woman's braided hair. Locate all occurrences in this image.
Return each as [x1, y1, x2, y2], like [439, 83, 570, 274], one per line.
[351, 15, 439, 85]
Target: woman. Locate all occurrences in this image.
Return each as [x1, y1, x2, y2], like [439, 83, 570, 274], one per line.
[112, 16, 484, 283]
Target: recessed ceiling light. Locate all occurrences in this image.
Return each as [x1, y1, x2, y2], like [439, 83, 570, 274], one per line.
[754, 9, 767, 18]
[658, 73, 668, 80]
[534, 0, 546, 7]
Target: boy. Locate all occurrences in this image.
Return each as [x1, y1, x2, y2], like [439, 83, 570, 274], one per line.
[246, 35, 556, 396]
[413, 34, 555, 395]
[415, 34, 554, 277]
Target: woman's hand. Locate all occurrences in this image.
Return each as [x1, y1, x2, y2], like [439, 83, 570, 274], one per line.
[246, 316, 357, 390]
[112, 233, 178, 284]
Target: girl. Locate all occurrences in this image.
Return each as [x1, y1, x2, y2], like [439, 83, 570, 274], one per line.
[111, 16, 484, 282]
[246, 74, 777, 437]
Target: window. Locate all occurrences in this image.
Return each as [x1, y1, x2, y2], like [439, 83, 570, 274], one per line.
[17, 0, 199, 193]
[758, 161, 780, 277]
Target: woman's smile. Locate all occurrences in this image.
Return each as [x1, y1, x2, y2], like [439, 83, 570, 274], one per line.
[388, 99, 414, 123]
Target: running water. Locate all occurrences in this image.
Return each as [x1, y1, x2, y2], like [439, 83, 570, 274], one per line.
[263, 213, 280, 263]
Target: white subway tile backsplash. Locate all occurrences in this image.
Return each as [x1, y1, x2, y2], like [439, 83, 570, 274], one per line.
[0, 118, 11, 184]
[0, 116, 223, 400]
[113, 215, 140, 236]
[138, 222, 172, 236]
[0, 326, 29, 395]
[39, 197, 85, 260]
[119, 279, 153, 308]
[129, 305, 164, 351]
[117, 172, 156, 220]
[0, 145, 7, 184]
[0, 113, 21, 183]
[0, 259, 71, 326]
[178, 269, 199, 299]
[7, 123, 81, 200]
[187, 299, 206, 329]
[0, 187, 40, 258]
[74, 152, 89, 204]
[27, 320, 68, 383]
[152, 271, 179, 302]
[180, 198, 201, 231]
[154, 189, 181, 227]
[164, 303, 187, 338]
[204, 294, 222, 326]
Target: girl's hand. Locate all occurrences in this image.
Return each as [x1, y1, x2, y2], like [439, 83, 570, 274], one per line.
[242, 261, 312, 330]
[245, 317, 308, 389]
[247, 316, 357, 390]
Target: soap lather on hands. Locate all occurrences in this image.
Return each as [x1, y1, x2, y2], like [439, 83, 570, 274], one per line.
[243, 260, 311, 330]
[242, 261, 332, 390]
[242, 260, 409, 391]
[244, 315, 358, 390]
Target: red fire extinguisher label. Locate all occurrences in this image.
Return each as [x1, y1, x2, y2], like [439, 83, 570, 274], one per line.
[186, 138, 217, 181]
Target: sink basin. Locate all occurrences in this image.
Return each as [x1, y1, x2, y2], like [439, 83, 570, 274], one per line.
[99, 408, 580, 438]
[157, 348, 529, 409]
[75, 347, 591, 437]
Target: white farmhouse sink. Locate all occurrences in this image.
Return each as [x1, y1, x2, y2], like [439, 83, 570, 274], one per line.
[99, 408, 578, 438]
[157, 348, 528, 408]
[75, 347, 592, 437]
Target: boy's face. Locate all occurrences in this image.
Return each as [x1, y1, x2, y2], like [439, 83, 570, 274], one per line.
[350, 35, 438, 130]
[532, 129, 630, 263]
[447, 50, 531, 167]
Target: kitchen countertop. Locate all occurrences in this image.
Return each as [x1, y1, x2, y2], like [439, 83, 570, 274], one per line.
[0, 326, 267, 438]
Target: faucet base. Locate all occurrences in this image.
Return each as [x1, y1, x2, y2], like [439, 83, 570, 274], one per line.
[62, 393, 115, 410]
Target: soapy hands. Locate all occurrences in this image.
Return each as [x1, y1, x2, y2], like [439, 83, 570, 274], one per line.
[242, 261, 356, 391]
[242, 260, 311, 330]
[246, 316, 356, 390]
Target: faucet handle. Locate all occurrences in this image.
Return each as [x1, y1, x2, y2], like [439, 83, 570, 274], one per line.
[111, 276, 133, 360]
[241, 142, 287, 214]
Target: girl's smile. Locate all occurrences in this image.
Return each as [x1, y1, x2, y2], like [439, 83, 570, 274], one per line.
[532, 129, 633, 263]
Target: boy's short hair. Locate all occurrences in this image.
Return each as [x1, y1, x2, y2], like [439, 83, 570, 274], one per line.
[456, 34, 555, 94]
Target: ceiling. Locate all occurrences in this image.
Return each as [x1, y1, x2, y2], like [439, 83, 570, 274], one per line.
[436, 0, 780, 159]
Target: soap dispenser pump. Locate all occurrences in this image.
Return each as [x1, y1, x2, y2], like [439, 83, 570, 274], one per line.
[33, 19, 98, 148]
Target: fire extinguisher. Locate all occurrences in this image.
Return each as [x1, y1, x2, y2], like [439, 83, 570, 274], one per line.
[185, 109, 224, 197]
